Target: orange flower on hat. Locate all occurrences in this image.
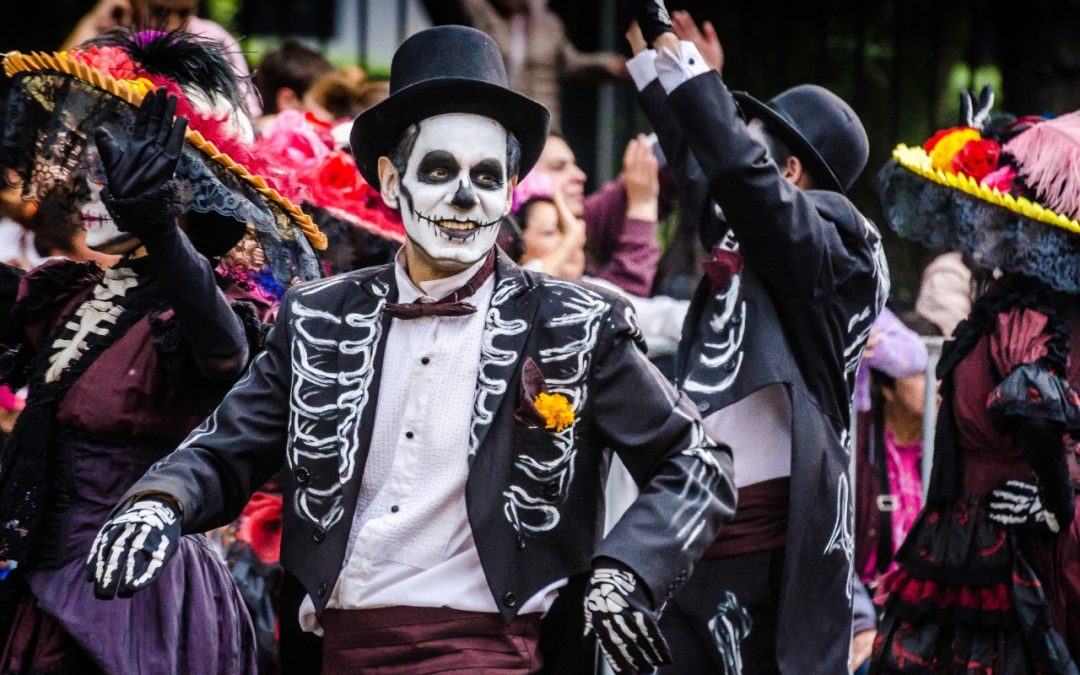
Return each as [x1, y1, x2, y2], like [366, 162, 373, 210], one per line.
[928, 128, 982, 172]
[534, 392, 574, 432]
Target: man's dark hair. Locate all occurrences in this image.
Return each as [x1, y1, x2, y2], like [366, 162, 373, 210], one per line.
[760, 124, 816, 190]
[388, 122, 522, 179]
[252, 39, 333, 114]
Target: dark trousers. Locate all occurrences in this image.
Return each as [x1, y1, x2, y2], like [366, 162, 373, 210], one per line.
[658, 548, 784, 675]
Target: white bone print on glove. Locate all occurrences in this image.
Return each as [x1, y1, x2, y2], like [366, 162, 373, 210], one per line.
[86, 498, 181, 599]
[583, 565, 672, 673]
[988, 479, 1061, 533]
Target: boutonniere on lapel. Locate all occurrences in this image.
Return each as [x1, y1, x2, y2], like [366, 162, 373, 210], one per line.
[515, 357, 574, 432]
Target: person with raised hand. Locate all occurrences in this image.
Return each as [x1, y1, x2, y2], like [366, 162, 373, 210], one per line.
[624, 0, 888, 671]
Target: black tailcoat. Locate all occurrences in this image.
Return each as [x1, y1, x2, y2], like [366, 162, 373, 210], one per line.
[640, 73, 888, 673]
[125, 250, 736, 626]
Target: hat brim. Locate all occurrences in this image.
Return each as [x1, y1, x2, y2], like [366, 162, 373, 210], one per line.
[878, 158, 1080, 293]
[350, 78, 550, 189]
[733, 91, 846, 194]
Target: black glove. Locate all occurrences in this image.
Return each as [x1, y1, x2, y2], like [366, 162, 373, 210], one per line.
[86, 497, 182, 599]
[583, 560, 672, 673]
[630, 0, 673, 45]
[95, 87, 188, 242]
[1014, 416, 1076, 530]
[988, 480, 1063, 534]
[97, 89, 247, 363]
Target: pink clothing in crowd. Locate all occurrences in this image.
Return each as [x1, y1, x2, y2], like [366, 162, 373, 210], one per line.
[861, 430, 922, 580]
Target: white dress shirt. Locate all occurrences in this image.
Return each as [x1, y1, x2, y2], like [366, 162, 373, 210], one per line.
[300, 253, 562, 633]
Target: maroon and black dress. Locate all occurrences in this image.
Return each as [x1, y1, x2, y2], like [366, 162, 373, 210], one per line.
[0, 258, 260, 674]
[873, 275, 1080, 673]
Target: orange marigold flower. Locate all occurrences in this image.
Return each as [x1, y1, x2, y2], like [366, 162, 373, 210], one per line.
[534, 392, 574, 432]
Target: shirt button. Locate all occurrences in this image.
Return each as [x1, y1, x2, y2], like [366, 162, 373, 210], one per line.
[312, 527, 325, 543]
[317, 582, 328, 598]
[545, 482, 560, 498]
[502, 592, 517, 608]
[296, 467, 310, 484]
[421, 357, 430, 365]
[391, 505, 400, 513]
[405, 431, 414, 439]
[697, 400, 710, 413]
[516, 535, 526, 550]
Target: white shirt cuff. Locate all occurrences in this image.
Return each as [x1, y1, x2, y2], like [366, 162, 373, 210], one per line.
[626, 50, 659, 91]
[655, 41, 711, 94]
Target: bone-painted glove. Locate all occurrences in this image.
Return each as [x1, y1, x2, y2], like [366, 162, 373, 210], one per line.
[584, 562, 672, 673]
[631, 0, 674, 45]
[988, 480, 1062, 534]
[86, 497, 181, 599]
[95, 87, 188, 242]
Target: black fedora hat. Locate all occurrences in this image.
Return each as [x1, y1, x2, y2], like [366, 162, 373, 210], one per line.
[350, 26, 551, 189]
[733, 85, 868, 194]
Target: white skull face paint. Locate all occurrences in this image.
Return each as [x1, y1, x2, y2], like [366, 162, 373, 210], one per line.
[394, 114, 511, 266]
[81, 177, 124, 249]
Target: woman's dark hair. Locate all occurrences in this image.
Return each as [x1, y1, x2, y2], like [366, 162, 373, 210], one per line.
[516, 196, 556, 233]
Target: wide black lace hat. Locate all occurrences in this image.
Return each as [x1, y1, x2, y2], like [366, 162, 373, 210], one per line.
[0, 30, 326, 284]
[350, 25, 551, 189]
[878, 86, 1080, 294]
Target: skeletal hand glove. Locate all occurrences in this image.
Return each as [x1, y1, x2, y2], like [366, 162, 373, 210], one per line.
[95, 87, 188, 241]
[988, 480, 1062, 534]
[631, 0, 674, 45]
[583, 563, 672, 673]
[86, 498, 182, 599]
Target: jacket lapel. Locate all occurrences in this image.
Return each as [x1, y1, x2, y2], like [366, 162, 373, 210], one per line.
[468, 249, 538, 464]
[333, 265, 397, 527]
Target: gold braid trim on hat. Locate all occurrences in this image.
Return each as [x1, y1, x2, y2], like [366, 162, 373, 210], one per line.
[3, 50, 328, 250]
[893, 144, 1080, 235]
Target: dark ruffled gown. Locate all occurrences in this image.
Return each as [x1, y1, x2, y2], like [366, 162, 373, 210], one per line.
[873, 276, 1080, 674]
[0, 259, 259, 675]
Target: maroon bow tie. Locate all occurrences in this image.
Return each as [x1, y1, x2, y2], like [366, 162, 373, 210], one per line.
[383, 249, 496, 320]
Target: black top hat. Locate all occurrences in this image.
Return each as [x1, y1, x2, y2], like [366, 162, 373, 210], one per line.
[350, 26, 551, 189]
[733, 85, 868, 194]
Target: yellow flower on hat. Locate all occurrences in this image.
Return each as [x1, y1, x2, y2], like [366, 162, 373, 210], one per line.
[929, 128, 981, 172]
[121, 78, 156, 96]
[534, 392, 574, 432]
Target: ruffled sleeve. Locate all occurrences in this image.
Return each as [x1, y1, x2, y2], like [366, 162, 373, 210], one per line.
[149, 299, 269, 414]
[986, 307, 1080, 432]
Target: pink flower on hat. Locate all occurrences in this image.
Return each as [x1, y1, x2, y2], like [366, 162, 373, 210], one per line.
[260, 110, 332, 173]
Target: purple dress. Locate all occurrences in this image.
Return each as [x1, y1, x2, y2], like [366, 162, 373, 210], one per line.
[0, 259, 257, 674]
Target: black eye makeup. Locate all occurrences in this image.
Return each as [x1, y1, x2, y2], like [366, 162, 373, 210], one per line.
[416, 151, 459, 184]
[470, 159, 505, 190]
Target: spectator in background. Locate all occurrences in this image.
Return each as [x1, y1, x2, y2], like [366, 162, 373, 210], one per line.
[916, 251, 974, 337]
[512, 169, 688, 359]
[251, 39, 333, 127]
[305, 66, 373, 122]
[61, 0, 261, 115]
[424, 0, 626, 129]
[536, 133, 662, 297]
[853, 308, 932, 593]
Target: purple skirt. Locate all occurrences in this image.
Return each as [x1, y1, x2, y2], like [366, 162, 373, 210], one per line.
[4, 534, 257, 675]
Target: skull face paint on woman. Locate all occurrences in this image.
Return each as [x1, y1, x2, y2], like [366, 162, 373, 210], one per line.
[379, 113, 517, 271]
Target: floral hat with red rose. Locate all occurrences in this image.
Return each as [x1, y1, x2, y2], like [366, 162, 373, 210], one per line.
[878, 85, 1080, 293]
[254, 109, 405, 275]
[1, 29, 326, 288]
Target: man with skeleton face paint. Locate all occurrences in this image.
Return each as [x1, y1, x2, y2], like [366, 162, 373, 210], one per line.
[106, 25, 736, 674]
